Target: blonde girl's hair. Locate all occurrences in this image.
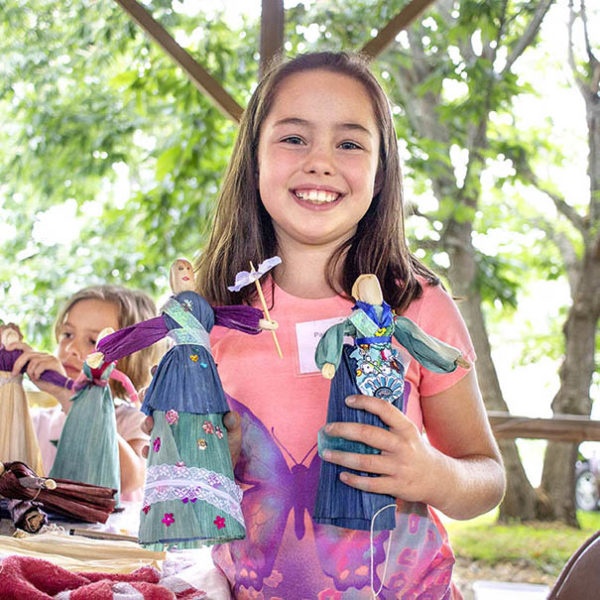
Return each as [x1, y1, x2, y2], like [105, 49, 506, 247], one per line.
[54, 285, 162, 399]
[195, 51, 439, 312]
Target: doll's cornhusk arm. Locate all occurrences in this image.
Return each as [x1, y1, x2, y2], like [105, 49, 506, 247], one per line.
[95, 316, 169, 363]
[314, 321, 349, 372]
[109, 369, 139, 403]
[392, 315, 470, 373]
[214, 305, 264, 334]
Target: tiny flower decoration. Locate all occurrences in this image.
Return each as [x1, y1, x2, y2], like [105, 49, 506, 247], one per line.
[197, 438, 208, 450]
[142, 505, 151, 515]
[202, 420, 215, 435]
[152, 437, 161, 452]
[162, 513, 175, 527]
[190, 354, 199, 362]
[375, 327, 387, 336]
[215, 425, 224, 439]
[165, 409, 179, 425]
[175, 460, 186, 467]
[214, 515, 226, 529]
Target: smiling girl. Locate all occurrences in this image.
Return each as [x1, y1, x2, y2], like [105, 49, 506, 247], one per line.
[148, 51, 505, 598]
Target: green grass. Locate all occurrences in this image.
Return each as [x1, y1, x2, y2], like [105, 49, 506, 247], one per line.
[445, 510, 600, 574]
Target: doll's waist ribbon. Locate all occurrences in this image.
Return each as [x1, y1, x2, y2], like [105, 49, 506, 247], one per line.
[164, 298, 211, 350]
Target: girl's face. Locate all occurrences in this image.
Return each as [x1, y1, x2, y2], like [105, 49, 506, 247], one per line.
[57, 299, 120, 378]
[257, 69, 380, 252]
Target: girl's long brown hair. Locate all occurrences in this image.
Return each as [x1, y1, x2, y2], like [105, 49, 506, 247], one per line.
[195, 51, 438, 312]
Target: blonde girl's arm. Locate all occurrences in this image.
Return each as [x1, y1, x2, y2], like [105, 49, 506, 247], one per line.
[8, 340, 74, 411]
[117, 435, 146, 496]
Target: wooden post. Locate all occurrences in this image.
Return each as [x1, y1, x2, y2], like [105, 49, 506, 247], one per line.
[260, 0, 285, 77]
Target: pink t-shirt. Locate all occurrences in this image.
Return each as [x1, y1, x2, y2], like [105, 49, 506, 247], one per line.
[210, 280, 475, 599]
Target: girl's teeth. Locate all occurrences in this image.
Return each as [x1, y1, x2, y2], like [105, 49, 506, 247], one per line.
[297, 190, 338, 203]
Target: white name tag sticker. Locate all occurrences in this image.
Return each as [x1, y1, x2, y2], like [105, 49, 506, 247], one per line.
[296, 316, 346, 374]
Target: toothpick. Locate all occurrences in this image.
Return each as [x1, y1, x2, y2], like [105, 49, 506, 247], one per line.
[250, 261, 283, 359]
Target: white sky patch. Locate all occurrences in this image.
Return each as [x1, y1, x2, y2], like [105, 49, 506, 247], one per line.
[32, 199, 80, 246]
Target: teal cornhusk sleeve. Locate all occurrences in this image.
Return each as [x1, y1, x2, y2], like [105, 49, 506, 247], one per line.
[392, 316, 463, 373]
[314, 321, 348, 371]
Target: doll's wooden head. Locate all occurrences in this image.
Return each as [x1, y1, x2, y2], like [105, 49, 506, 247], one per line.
[351, 274, 383, 306]
[169, 258, 195, 294]
[0, 324, 22, 348]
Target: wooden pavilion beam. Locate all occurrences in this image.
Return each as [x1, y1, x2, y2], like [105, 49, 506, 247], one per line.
[113, 0, 243, 124]
[488, 411, 600, 443]
[360, 0, 438, 60]
[260, 0, 285, 77]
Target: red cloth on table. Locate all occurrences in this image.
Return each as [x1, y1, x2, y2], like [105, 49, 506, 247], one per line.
[0, 555, 206, 599]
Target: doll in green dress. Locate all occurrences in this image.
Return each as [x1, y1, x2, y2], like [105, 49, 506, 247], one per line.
[88, 258, 278, 549]
[314, 274, 469, 531]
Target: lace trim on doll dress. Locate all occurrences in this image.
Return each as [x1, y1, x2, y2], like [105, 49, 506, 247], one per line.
[164, 298, 211, 349]
[143, 463, 244, 526]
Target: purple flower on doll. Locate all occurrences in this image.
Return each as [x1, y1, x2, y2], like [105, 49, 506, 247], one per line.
[142, 505, 151, 515]
[202, 421, 215, 435]
[162, 513, 175, 527]
[152, 437, 161, 452]
[165, 410, 179, 425]
[213, 515, 226, 529]
[207, 473, 222, 488]
[215, 425, 223, 439]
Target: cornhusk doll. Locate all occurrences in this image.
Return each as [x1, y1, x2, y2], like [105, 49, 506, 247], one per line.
[0, 325, 75, 476]
[49, 329, 138, 505]
[314, 274, 470, 531]
[88, 258, 277, 550]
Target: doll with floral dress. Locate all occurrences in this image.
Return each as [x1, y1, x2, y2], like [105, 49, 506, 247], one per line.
[314, 274, 470, 531]
[87, 258, 278, 550]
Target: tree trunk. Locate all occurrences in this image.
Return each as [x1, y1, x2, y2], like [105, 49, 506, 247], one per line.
[445, 219, 538, 521]
[539, 248, 600, 524]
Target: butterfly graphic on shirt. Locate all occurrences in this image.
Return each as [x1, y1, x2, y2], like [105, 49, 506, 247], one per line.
[226, 394, 393, 594]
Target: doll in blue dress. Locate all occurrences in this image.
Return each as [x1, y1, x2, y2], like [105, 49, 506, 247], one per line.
[314, 274, 470, 531]
[88, 258, 277, 549]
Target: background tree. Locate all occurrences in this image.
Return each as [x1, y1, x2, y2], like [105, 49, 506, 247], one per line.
[499, 0, 600, 524]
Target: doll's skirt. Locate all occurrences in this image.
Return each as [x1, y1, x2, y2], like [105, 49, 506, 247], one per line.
[313, 346, 397, 531]
[49, 386, 120, 502]
[139, 411, 245, 550]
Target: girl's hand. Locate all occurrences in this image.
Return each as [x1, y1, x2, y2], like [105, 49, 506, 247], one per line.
[320, 394, 437, 503]
[9, 341, 73, 406]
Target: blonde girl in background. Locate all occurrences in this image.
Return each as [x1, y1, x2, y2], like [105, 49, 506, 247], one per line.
[10, 285, 163, 501]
